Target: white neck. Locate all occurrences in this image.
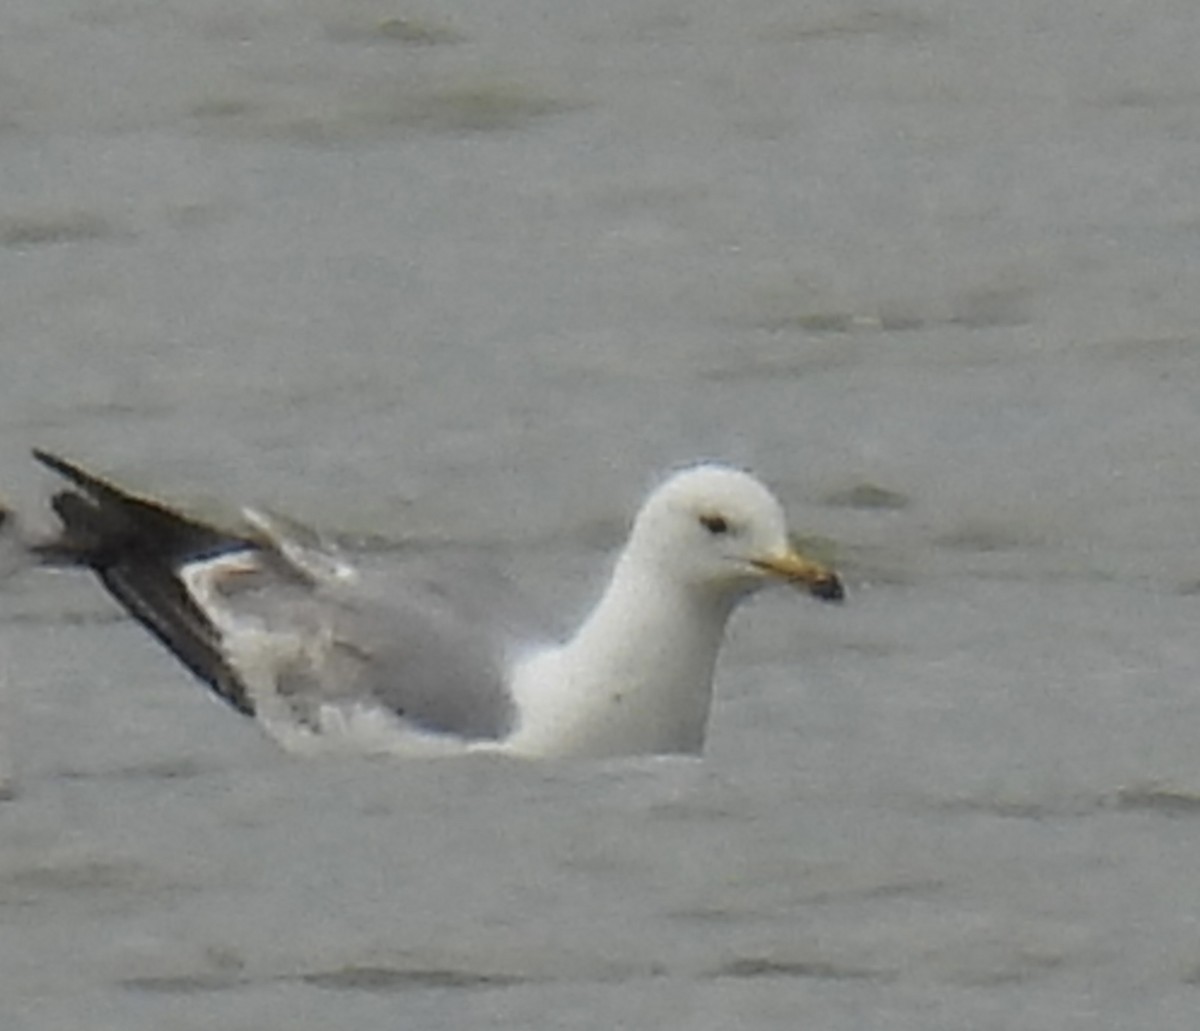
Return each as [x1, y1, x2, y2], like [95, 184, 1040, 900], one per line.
[506, 548, 739, 757]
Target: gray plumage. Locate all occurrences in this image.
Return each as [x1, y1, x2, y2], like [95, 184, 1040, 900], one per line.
[33, 451, 517, 742]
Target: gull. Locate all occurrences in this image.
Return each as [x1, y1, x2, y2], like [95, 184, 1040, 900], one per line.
[31, 451, 842, 757]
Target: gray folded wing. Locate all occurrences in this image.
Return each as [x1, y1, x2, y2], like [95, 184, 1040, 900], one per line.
[278, 582, 518, 740]
[33, 451, 519, 741]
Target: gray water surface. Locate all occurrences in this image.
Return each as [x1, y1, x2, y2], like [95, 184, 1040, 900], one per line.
[3, 1, 1200, 1027]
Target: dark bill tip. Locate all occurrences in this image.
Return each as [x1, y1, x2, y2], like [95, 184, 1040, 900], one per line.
[810, 572, 845, 603]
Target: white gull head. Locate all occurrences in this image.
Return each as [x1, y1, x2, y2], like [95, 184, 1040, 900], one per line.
[624, 465, 804, 598]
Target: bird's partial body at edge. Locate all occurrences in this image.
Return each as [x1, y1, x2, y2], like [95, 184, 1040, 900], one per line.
[28, 451, 843, 758]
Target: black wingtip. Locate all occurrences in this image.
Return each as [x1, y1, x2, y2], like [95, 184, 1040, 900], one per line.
[32, 448, 80, 481]
[32, 449, 255, 569]
[33, 449, 135, 509]
[30, 449, 259, 717]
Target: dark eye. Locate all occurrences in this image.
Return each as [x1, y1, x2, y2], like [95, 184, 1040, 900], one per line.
[698, 513, 730, 535]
